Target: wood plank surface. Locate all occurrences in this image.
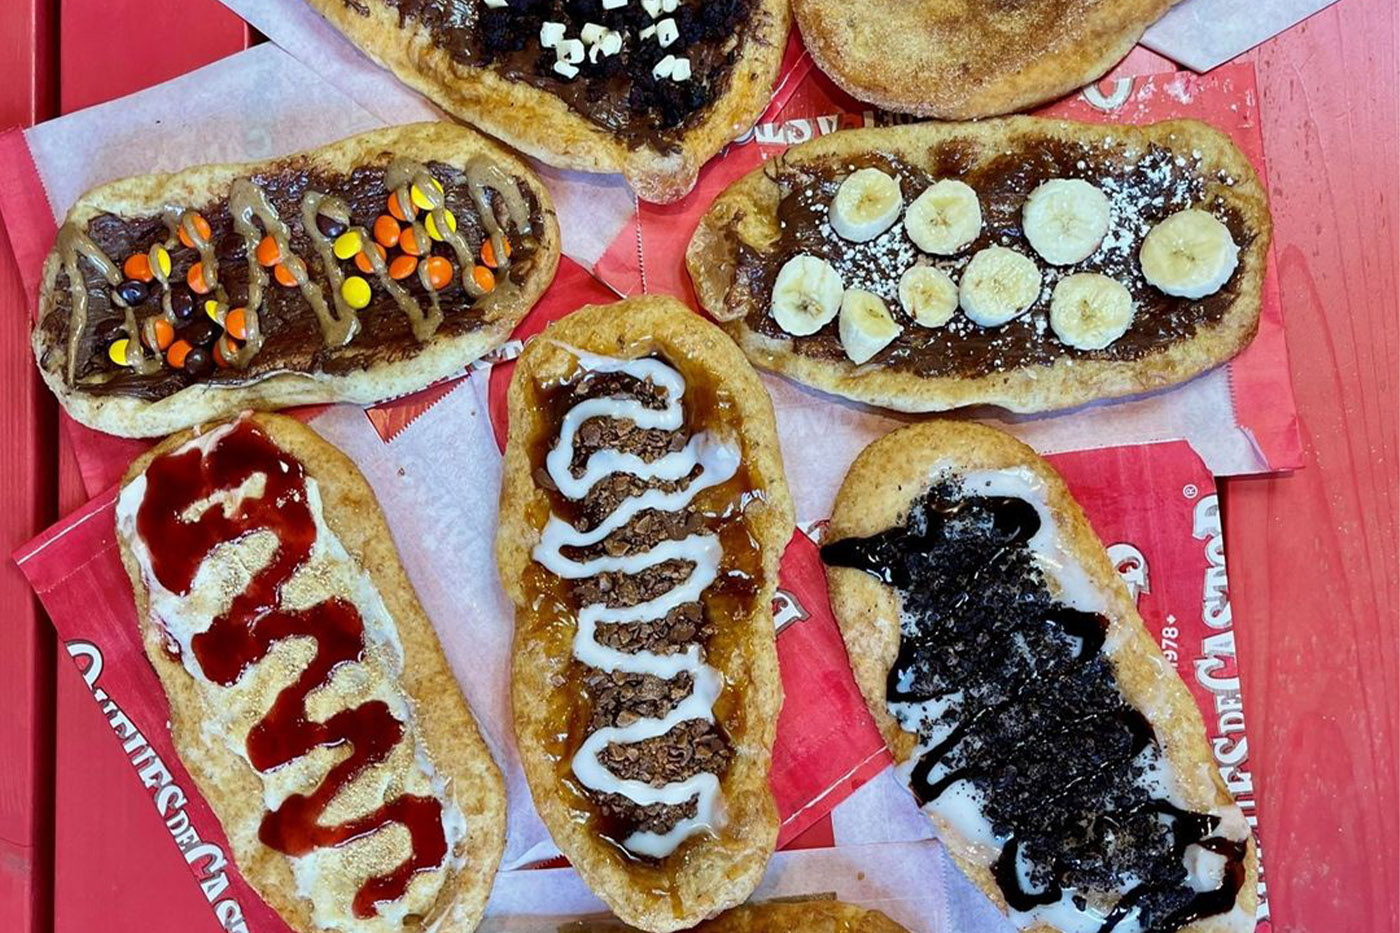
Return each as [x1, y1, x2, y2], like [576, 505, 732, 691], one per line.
[2, 0, 1394, 931]
[0, 0, 55, 931]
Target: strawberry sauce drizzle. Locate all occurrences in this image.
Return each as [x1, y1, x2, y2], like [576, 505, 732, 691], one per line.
[136, 420, 447, 919]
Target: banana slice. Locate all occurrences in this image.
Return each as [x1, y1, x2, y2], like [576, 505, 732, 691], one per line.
[829, 168, 904, 242]
[771, 254, 844, 336]
[1139, 209, 1240, 299]
[904, 179, 982, 255]
[1050, 273, 1135, 350]
[959, 246, 1043, 327]
[1022, 178, 1112, 265]
[839, 288, 903, 364]
[898, 265, 959, 328]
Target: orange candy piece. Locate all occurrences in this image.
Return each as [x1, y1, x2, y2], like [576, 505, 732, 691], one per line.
[481, 237, 513, 269]
[147, 318, 174, 351]
[274, 263, 298, 287]
[424, 256, 453, 291]
[167, 339, 193, 369]
[255, 235, 281, 267]
[472, 265, 496, 293]
[213, 336, 238, 368]
[187, 262, 210, 294]
[355, 242, 388, 274]
[124, 253, 154, 282]
[387, 191, 416, 223]
[373, 215, 401, 249]
[225, 307, 248, 341]
[389, 255, 418, 280]
[399, 226, 427, 257]
[177, 213, 212, 248]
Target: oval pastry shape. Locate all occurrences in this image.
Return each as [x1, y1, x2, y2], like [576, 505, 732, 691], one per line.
[302, 0, 791, 203]
[819, 420, 1259, 933]
[686, 116, 1272, 414]
[33, 122, 560, 438]
[792, 0, 1177, 119]
[496, 297, 793, 932]
[115, 412, 506, 933]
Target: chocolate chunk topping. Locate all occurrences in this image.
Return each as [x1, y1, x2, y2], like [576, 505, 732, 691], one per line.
[739, 141, 1253, 377]
[574, 559, 697, 608]
[601, 718, 731, 785]
[586, 670, 693, 731]
[821, 484, 1247, 932]
[372, 0, 760, 151]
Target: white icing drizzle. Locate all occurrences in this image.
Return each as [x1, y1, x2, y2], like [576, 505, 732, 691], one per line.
[532, 348, 739, 859]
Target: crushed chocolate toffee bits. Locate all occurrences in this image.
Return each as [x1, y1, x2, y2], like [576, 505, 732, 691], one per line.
[821, 481, 1249, 933]
[749, 139, 1251, 374]
[528, 352, 760, 860]
[371, 0, 759, 150]
[43, 155, 543, 402]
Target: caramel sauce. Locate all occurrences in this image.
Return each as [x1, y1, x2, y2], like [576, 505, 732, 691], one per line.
[135, 420, 447, 918]
[519, 348, 763, 882]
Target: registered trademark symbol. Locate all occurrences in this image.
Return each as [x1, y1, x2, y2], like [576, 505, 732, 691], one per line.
[1183, 484, 1199, 499]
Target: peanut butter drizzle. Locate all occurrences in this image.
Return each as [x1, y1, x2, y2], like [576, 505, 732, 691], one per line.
[178, 208, 220, 292]
[55, 223, 124, 385]
[225, 179, 302, 366]
[298, 192, 360, 348]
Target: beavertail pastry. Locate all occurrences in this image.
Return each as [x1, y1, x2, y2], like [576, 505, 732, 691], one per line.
[116, 413, 506, 933]
[820, 421, 1258, 933]
[688, 117, 1271, 414]
[562, 897, 911, 931]
[792, 0, 1180, 118]
[305, 0, 790, 202]
[35, 122, 559, 437]
[496, 298, 793, 932]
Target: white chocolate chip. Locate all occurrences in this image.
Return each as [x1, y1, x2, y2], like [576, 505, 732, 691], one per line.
[600, 31, 623, 56]
[652, 54, 676, 80]
[639, 24, 656, 38]
[553, 59, 579, 78]
[670, 56, 691, 81]
[602, 0, 627, 7]
[641, 0, 663, 17]
[662, 0, 678, 11]
[557, 37, 585, 64]
[580, 22, 606, 44]
[483, 0, 508, 7]
[655, 17, 678, 47]
[539, 21, 565, 48]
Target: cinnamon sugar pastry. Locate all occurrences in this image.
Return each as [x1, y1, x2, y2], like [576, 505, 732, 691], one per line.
[793, 0, 1179, 118]
[116, 412, 506, 932]
[497, 297, 793, 931]
[820, 421, 1258, 933]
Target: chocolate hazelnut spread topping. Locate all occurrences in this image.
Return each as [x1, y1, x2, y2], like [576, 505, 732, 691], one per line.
[42, 155, 544, 402]
[366, 0, 760, 152]
[739, 140, 1254, 377]
[527, 353, 761, 860]
[822, 484, 1248, 932]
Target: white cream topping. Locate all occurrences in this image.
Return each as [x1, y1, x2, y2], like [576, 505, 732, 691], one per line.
[115, 428, 467, 931]
[883, 466, 1249, 932]
[533, 349, 738, 859]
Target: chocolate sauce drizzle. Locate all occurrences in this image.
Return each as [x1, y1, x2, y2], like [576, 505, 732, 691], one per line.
[821, 485, 1246, 932]
[135, 420, 449, 918]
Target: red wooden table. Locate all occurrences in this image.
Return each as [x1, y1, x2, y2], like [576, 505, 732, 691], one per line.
[1, 1, 1395, 931]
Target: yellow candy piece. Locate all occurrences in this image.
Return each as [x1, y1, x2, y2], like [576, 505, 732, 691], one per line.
[333, 230, 363, 261]
[205, 299, 223, 323]
[425, 209, 457, 242]
[150, 245, 172, 279]
[410, 177, 444, 211]
[341, 275, 372, 310]
[108, 338, 130, 366]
